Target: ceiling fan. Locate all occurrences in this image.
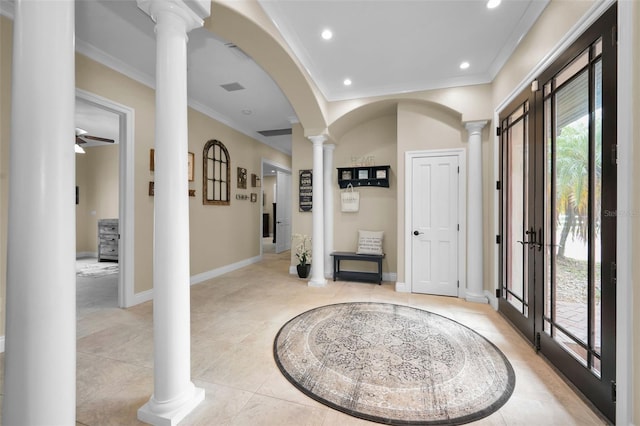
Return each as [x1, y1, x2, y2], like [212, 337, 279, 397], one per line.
[75, 127, 115, 145]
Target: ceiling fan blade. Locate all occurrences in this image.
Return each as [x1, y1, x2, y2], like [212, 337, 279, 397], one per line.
[82, 135, 115, 143]
[76, 136, 87, 144]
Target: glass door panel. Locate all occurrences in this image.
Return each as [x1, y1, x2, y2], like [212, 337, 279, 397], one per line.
[500, 5, 616, 421]
[543, 45, 603, 375]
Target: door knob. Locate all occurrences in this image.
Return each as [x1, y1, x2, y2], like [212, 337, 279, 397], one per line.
[413, 230, 423, 236]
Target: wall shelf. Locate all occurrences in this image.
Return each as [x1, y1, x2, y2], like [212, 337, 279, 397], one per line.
[337, 165, 390, 189]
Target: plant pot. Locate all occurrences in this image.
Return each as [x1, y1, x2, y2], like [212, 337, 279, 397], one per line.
[297, 264, 311, 278]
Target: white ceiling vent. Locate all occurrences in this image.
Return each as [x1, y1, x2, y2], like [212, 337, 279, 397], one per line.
[220, 82, 245, 92]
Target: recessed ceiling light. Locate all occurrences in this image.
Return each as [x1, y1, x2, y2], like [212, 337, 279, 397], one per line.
[321, 29, 333, 40]
[343, 78, 352, 86]
[242, 109, 252, 115]
[459, 62, 470, 70]
[487, 0, 501, 9]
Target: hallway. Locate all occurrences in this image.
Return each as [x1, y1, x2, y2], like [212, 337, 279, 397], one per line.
[1, 252, 607, 425]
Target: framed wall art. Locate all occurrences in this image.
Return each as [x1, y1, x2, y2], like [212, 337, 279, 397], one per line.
[237, 167, 247, 189]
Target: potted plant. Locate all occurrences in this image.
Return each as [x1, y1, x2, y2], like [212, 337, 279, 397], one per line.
[293, 234, 312, 278]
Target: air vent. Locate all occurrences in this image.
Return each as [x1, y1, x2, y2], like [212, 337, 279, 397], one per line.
[220, 82, 245, 92]
[257, 128, 292, 137]
[224, 43, 250, 60]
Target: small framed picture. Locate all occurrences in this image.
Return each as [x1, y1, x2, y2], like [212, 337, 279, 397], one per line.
[358, 169, 369, 180]
[237, 167, 247, 189]
[376, 169, 387, 179]
[341, 170, 352, 180]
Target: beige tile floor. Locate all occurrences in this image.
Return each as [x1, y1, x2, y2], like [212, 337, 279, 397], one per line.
[1, 250, 608, 425]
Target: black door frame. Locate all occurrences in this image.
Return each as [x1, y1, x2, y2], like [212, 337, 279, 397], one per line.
[498, 4, 617, 422]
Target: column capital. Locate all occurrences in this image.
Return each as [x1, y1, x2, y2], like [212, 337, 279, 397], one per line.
[464, 120, 488, 137]
[323, 143, 336, 152]
[137, 0, 210, 31]
[307, 134, 329, 145]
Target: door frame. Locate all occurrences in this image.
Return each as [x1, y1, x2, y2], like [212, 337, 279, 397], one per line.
[260, 159, 291, 256]
[491, 1, 633, 421]
[76, 89, 135, 308]
[404, 149, 466, 297]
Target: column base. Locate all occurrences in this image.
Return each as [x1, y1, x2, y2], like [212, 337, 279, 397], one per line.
[138, 384, 204, 426]
[465, 292, 489, 304]
[308, 278, 327, 287]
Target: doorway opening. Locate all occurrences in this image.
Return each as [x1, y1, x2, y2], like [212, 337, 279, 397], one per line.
[497, 5, 617, 421]
[75, 89, 135, 309]
[260, 159, 292, 256]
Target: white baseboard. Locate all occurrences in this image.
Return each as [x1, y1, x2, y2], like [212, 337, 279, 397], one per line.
[383, 272, 397, 282]
[124, 256, 264, 307]
[131, 289, 153, 306]
[485, 289, 499, 310]
[0, 335, 4, 353]
[191, 255, 261, 285]
[395, 281, 410, 293]
[76, 252, 97, 259]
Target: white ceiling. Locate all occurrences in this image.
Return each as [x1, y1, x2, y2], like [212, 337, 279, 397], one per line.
[1, 0, 550, 155]
[258, 0, 549, 101]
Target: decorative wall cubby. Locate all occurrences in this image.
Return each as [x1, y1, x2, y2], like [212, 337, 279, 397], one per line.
[337, 165, 390, 189]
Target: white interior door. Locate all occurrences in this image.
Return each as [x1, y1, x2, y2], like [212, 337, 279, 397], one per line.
[411, 155, 459, 296]
[275, 171, 292, 253]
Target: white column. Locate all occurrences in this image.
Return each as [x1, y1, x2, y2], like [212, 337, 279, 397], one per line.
[136, 0, 209, 424]
[323, 144, 335, 278]
[3, 1, 76, 424]
[308, 135, 327, 287]
[465, 121, 488, 303]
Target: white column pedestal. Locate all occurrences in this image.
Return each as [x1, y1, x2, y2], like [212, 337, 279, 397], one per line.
[3, 1, 76, 423]
[136, 1, 209, 424]
[323, 144, 336, 278]
[308, 135, 327, 287]
[465, 121, 488, 303]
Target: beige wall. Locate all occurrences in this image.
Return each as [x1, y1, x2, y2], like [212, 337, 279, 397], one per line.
[492, 0, 596, 107]
[76, 145, 119, 254]
[0, 18, 291, 307]
[333, 114, 397, 274]
[290, 123, 313, 267]
[394, 101, 492, 286]
[187, 107, 290, 275]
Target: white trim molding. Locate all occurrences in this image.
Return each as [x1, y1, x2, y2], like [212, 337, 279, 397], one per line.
[191, 255, 262, 285]
[615, 1, 635, 423]
[404, 148, 467, 298]
[76, 89, 136, 309]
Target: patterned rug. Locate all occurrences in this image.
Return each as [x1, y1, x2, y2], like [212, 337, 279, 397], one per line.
[76, 262, 119, 278]
[273, 302, 515, 425]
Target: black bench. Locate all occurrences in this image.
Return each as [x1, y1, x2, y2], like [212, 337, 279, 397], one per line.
[330, 251, 385, 285]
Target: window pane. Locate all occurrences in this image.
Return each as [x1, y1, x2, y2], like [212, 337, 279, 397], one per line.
[553, 70, 589, 347]
[555, 50, 589, 88]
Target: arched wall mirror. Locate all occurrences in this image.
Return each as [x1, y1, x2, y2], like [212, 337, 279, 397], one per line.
[203, 139, 230, 205]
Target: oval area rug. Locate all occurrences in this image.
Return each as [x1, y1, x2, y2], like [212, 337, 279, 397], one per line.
[273, 302, 515, 425]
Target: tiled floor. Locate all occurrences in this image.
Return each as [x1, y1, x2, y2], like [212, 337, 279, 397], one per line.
[1, 251, 608, 425]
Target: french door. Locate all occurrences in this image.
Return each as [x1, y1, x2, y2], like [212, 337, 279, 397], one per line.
[499, 5, 616, 422]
